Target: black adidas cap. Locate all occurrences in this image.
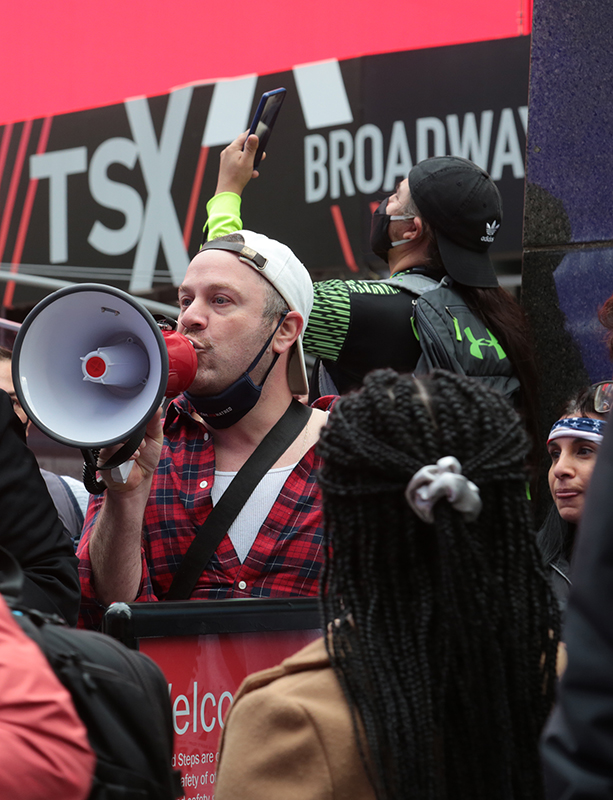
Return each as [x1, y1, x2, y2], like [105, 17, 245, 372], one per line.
[408, 156, 502, 288]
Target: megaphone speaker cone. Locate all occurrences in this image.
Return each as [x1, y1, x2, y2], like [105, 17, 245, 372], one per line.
[12, 284, 169, 450]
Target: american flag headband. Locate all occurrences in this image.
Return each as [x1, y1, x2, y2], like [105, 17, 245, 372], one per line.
[547, 417, 606, 445]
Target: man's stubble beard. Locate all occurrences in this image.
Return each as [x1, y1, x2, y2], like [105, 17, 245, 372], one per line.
[187, 321, 274, 398]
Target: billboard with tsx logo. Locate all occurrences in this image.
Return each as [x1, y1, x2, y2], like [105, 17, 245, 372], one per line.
[0, 36, 529, 311]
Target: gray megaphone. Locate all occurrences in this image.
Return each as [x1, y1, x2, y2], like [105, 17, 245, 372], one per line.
[12, 284, 197, 493]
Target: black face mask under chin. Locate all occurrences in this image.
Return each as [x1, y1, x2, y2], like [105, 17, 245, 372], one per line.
[184, 313, 287, 430]
[370, 198, 414, 263]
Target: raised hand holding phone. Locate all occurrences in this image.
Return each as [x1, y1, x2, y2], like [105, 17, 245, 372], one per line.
[215, 131, 263, 195]
[214, 89, 286, 196]
[243, 87, 286, 168]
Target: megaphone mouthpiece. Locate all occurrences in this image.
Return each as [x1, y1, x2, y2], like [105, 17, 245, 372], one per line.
[81, 340, 149, 388]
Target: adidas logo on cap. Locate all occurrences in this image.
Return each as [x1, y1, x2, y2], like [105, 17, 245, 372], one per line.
[481, 220, 500, 243]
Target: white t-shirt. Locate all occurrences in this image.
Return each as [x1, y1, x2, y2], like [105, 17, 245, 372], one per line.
[211, 463, 297, 563]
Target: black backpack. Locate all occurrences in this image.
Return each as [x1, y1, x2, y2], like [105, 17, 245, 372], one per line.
[383, 273, 520, 401]
[0, 546, 182, 800]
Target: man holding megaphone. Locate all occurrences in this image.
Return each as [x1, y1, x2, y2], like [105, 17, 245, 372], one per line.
[77, 213, 330, 628]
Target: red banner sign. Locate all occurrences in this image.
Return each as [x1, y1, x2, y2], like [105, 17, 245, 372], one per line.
[141, 629, 320, 799]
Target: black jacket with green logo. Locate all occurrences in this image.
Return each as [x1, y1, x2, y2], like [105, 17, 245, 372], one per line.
[306, 269, 519, 400]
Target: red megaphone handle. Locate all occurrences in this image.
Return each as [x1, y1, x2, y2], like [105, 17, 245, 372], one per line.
[163, 331, 198, 397]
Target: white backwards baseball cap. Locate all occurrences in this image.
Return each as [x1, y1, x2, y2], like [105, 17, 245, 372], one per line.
[199, 230, 314, 395]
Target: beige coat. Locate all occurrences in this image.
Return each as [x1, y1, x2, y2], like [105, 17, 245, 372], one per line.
[215, 636, 375, 800]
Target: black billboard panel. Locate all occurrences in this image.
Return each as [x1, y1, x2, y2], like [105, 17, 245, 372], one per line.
[0, 36, 529, 308]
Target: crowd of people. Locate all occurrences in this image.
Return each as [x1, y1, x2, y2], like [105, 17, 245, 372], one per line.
[1, 132, 612, 799]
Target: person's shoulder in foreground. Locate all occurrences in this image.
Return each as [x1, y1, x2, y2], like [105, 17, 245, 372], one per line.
[215, 636, 374, 800]
[0, 593, 94, 799]
[0, 389, 80, 624]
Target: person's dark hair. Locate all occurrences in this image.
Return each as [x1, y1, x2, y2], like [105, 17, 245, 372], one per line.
[317, 369, 559, 800]
[564, 384, 602, 418]
[537, 505, 574, 566]
[598, 293, 613, 361]
[405, 194, 541, 473]
[455, 283, 541, 470]
[0, 346, 12, 362]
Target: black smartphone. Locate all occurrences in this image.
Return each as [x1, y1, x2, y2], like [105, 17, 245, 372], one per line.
[244, 88, 286, 169]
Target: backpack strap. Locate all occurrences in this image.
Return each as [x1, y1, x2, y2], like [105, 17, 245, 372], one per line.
[0, 545, 24, 604]
[165, 399, 312, 601]
[381, 273, 450, 296]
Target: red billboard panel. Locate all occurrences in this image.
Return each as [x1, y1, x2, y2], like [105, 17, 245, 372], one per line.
[0, 1, 531, 124]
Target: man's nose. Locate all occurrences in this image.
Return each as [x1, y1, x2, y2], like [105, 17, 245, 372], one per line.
[178, 301, 207, 332]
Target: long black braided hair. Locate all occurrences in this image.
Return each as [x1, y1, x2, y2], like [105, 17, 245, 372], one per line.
[317, 369, 560, 800]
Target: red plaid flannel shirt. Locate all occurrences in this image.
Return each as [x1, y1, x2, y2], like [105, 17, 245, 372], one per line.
[77, 395, 332, 629]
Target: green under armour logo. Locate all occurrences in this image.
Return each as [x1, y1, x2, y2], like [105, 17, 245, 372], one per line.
[464, 327, 507, 360]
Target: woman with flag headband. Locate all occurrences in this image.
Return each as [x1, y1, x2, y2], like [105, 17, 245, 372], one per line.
[538, 383, 609, 616]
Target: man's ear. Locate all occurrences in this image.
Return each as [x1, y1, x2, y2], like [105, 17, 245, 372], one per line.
[272, 311, 303, 354]
[402, 216, 424, 241]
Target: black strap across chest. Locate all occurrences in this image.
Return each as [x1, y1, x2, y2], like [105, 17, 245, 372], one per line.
[165, 399, 313, 601]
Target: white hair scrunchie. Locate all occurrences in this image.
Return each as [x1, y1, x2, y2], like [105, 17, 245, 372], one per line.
[405, 456, 482, 524]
